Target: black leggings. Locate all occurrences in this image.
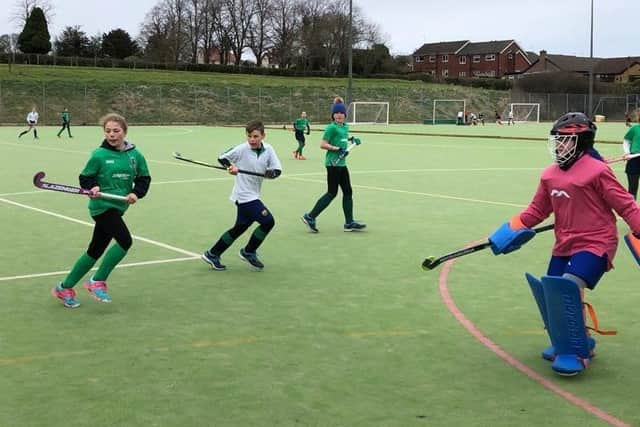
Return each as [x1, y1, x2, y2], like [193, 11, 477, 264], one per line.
[628, 174, 640, 200]
[87, 209, 132, 259]
[326, 166, 352, 197]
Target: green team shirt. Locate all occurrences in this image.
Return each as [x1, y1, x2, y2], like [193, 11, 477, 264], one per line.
[61, 111, 70, 123]
[624, 124, 640, 153]
[294, 117, 309, 131]
[323, 121, 349, 167]
[81, 142, 150, 216]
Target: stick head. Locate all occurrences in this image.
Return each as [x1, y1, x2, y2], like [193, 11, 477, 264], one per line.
[173, 152, 182, 159]
[421, 256, 437, 270]
[33, 171, 46, 188]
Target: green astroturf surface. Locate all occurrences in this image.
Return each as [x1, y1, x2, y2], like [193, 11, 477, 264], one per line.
[1, 123, 638, 427]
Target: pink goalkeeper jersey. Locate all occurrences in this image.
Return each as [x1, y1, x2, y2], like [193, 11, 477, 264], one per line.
[519, 154, 640, 265]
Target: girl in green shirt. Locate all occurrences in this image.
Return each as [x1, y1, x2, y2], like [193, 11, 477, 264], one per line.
[52, 113, 151, 308]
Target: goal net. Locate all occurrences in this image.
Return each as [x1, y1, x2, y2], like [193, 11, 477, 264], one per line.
[346, 102, 389, 125]
[432, 99, 466, 125]
[505, 103, 540, 123]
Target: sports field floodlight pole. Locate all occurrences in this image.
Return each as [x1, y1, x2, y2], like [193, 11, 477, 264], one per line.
[588, 0, 594, 118]
[346, 0, 353, 105]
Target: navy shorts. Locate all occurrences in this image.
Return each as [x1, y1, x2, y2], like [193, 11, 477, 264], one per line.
[235, 199, 273, 226]
[547, 251, 608, 289]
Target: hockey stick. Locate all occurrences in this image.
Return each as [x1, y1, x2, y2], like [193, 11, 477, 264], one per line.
[33, 171, 128, 202]
[330, 142, 357, 166]
[172, 152, 267, 177]
[605, 153, 640, 164]
[421, 223, 554, 271]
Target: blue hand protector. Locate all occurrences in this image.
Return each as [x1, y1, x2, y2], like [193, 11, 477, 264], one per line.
[489, 217, 536, 255]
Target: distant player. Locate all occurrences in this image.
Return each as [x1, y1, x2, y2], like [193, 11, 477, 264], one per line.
[488, 112, 640, 376]
[494, 110, 503, 125]
[56, 107, 73, 139]
[507, 109, 514, 125]
[52, 113, 151, 308]
[292, 111, 311, 160]
[623, 115, 640, 199]
[625, 111, 632, 127]
[201, 120, 282, 271]
[18, 106, 39, 139]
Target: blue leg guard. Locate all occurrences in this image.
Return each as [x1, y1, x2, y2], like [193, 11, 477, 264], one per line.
[525, 273, 555, 361]
[541, 275, 592, 376]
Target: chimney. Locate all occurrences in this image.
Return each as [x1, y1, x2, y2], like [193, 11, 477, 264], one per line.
[540, 50, 547, 70]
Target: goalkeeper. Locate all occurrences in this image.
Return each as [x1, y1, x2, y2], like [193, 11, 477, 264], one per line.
[488, 112, 640, 376]
[302, 97, 366, 233]
[292, 111, 310, 159]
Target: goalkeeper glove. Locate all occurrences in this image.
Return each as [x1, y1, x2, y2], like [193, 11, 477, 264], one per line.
[489, 215, 536, 255]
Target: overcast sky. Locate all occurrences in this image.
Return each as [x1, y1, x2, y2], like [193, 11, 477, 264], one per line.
[0, 0, 636, 58]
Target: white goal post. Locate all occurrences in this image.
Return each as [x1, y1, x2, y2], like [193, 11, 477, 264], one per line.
[432, 99, 466, 124]
[506, 103, 540, 123]
[346, 102, 390, 125]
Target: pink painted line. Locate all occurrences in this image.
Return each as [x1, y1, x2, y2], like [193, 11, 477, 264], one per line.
[438, 259, 631, 427]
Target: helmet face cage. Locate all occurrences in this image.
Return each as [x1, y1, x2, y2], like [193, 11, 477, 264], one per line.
[548, 134, 578, 167]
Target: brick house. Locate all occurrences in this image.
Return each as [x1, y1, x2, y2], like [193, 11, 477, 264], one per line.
[412, 39, 531, 78]
[524, 50, 640, 83]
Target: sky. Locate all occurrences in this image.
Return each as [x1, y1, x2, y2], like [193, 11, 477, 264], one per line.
[0, 0, 637, 58]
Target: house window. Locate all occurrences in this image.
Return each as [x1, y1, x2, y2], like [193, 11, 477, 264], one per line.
[415, 56, 424, 63]
[507, 53, 514, 60]
[459, 71, 466, 77]
[441, 54, 448, 63]
[442, 69, 449, 77]
[459, 56, 466, 64]
[429, 55, 436, 62]
[485, 54, 496, 61]
[473, 55, 480, 63]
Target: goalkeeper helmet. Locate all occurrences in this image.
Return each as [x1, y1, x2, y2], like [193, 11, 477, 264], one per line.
[548, 112, 597, 170]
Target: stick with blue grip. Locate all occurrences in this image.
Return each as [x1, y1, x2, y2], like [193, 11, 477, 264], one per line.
[421, 223, 554, 271]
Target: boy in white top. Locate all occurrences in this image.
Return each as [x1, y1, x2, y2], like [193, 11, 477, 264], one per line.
[201, 120, 282, 271]
[19, 107, 40, 139]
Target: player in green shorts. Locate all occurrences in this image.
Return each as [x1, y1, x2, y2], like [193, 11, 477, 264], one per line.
[51, 113, 151, 308]
[292, 111, 310, 159]
[56, 107, 73, 138]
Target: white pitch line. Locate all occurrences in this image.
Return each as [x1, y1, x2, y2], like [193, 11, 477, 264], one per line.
[0, 256, 198, 282]
[284, 176, 528, 208]
[0, 197, 200, 257]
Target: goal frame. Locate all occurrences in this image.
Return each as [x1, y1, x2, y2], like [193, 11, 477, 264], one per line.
[508, 103, 540, 123]
[432, 99, 466, 125]
[347, 101, 390, 125]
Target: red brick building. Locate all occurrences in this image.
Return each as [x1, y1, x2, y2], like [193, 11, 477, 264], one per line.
[412, 40, 532, 78]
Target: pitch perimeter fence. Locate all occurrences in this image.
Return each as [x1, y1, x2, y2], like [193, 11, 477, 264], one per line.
[0, 80, 637, 125]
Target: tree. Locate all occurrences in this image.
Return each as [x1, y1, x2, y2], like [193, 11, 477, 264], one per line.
[102, 29, 139, 59]
[54, 26, 90, 57]
[223, 0, 255, 66]
[269, 0, 299, 69]
[11, 0, 54, 29]
[17, 6, 51, 54]
[248, 0, 273, 67]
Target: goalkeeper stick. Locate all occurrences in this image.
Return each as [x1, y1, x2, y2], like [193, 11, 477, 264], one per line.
[173, 152, 267, 177]
[421, 223, 554, 271]
[33, 172, 128, 202]
[605, 153, 640, 164]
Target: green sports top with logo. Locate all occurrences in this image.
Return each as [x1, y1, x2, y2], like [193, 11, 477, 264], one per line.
[61, 111, 70, 123]
[323, 121, 349, 167]
[294, 117, 309, 131]
[81, 142, 150, 216]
